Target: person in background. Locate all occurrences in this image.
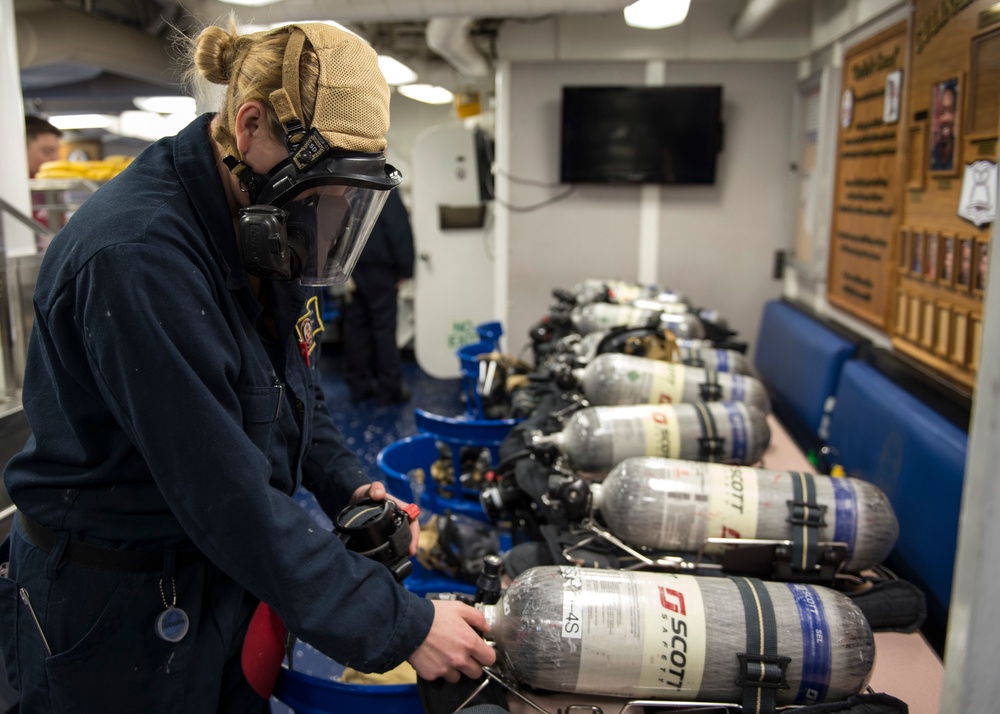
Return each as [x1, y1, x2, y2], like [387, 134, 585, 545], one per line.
[344, 187, 415, 405]
[25, 115, 62, 179]
[2, 21, 493, 714]
[25, 116, 63, 248]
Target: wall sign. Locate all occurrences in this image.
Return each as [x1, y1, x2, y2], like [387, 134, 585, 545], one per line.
[826, 23, 908, 328]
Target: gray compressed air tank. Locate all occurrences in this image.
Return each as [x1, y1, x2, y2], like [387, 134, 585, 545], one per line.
[481, 566, 874, 704]
[575, 353, 771, 414]
[591, 457, 898, 572]
[537, 403, 770, 474]
[676, 339, 750, 374]
[571, 303, 706, 340]
[573, 279, 681, 305]
[571, 333, 750, 374]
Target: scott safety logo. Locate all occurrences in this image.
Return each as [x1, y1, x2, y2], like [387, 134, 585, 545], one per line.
[659, 587, 686, 615]
[657, 586, 690, 690]
[295, 296, 325, 362]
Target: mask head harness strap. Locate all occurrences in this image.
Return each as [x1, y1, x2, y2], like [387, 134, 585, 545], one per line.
[224, 27, 332, 203]
[269, 28, 332, 171]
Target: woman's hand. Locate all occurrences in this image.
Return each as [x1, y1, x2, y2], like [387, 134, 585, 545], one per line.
[407, 599, 496, 682]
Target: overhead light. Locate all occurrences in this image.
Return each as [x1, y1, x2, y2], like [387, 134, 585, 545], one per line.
[133, 96, 197, 114]
[218, 0, 280, 7]
[378, 56, 418, 86]
[397, 84, 454, 105]
[624, 0, 691, 29]
[48, 114, 117, 130]
[115, 111, 197, 142]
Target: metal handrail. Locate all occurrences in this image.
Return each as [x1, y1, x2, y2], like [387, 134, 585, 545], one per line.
[0, 195, 56, 239]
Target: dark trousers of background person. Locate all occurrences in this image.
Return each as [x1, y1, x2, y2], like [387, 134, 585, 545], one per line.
[344, 263, 404, 403]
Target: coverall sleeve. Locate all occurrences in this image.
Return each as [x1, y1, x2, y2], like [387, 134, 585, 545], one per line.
[300, 365, 370, 518]
[58, 239, 433, 672]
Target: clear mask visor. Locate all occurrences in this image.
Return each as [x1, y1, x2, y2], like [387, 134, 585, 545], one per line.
[282, 185, 391, 286]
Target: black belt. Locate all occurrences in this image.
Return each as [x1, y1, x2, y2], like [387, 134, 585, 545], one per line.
[17, 512, 203, 574]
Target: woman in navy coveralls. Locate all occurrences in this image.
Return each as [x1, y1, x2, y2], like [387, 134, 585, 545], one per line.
[0, 21, 494, 713]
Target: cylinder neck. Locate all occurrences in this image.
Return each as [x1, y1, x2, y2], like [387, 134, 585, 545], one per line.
[477, 602, 497, 632]
[590, 481, 604, 512]
[531, 431, 565, 451]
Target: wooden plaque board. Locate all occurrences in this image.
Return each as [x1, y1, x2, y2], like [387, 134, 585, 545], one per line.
[827, 23, 909, 327]
[889, 0, 998, 390]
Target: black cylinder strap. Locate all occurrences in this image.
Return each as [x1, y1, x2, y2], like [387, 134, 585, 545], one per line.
[732, 576, 791, 714]
[787, 471, 828, 572]
[699, 369, 723, 401]
[693, 401, 725, 461]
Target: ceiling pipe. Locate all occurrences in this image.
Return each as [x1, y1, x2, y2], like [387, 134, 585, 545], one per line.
[731, 0, 795, 40]
[425, 17, 492, 80]
[16, 8, 178, 88]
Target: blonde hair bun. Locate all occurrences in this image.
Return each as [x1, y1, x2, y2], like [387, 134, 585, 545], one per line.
[193, 25, 240, 85]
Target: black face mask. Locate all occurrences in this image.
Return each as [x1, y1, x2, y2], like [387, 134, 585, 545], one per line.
[227, 131, 401, 285]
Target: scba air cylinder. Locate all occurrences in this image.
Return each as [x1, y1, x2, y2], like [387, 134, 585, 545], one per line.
[575, 353, 771, 414]
[677, 339, 751, 375]
[538, 403, 770, 474]
[481, 566, 874, 704]
[573, 279, 685, 306]
[591, 457, 898, 572]
[571, 302, 706, 340]
[572, 333, 750, 374]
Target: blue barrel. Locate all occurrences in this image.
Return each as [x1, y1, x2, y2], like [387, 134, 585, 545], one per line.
[456, 339, 496, 418]
[376, 433, 438, 506]
[273, 669, 420, 714]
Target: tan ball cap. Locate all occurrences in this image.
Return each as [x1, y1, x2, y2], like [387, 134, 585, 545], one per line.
[264, 23, 390, 153]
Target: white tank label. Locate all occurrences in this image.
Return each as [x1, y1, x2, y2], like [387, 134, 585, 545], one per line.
[635, 408, 682, 461]
[608, 408, 681, 465]
[655, 462, 711, 550]
[569, 570, 707, 698]
[594, 303, 647, 329]
[648, 363, 686, 404]
[707, 464, 760, 543]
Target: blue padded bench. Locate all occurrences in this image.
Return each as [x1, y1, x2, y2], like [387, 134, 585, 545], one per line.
[754, 300, 861, 452]
[825, 359, 968, 649]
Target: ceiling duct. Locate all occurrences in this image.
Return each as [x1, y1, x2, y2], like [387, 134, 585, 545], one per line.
[425, 17, 492, 80]
[17, 8, 179, 90]
[731, 0, 796, 39]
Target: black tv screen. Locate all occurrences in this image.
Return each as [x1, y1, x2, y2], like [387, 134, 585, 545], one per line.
[560, 85, 723, 185]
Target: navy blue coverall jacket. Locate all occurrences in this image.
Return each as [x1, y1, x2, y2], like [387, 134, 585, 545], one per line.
[1, 114, 434, 710]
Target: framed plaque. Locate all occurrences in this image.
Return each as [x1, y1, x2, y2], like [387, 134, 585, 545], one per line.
[957, 238, 975, 289]
[974, 240, 989, 294]
[925, 232, 940, 281]
[929, 75, 962, 177]
[911, 230, 925, 276]
[939, 234, 956, 286]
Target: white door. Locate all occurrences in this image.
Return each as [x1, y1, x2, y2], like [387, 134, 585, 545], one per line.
[411, 124, 496, 378]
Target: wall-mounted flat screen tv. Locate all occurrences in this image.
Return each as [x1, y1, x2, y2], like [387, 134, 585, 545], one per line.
[560, 85, 724, 185]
